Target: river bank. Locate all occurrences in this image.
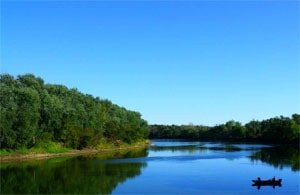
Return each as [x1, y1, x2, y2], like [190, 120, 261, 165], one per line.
[0, 140, 150, 163]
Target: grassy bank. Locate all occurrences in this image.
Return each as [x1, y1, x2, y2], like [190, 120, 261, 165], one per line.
[0, 140, 150, 162]
[0, 142, 70, 156]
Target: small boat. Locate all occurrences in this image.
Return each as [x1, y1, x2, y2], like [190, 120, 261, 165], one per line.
[252, 177, 282, 187]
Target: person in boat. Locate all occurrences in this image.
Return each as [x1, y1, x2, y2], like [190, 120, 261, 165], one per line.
[272, 177, 275, 183]
[257, 177, 261, 182]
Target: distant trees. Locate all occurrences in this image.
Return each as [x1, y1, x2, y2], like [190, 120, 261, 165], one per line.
[149, 115, 300, 144]
[0, 74, 149, 149]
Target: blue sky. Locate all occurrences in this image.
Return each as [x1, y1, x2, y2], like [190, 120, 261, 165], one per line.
[1, 1, 299, 125]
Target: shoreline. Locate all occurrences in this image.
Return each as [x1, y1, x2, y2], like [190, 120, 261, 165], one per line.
[149, 138, 299, 146]
[0, 142, 150, 163]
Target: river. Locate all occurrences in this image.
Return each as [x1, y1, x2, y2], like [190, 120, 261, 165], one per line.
[1, 140, 299, 194]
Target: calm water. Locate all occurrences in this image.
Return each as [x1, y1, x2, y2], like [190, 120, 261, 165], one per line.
[1, 140, 299, 194]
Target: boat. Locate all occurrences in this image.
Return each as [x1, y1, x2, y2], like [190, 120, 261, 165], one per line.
[252, 178, 282, 187]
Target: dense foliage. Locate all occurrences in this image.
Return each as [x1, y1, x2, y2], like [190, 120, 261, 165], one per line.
[150, 114, 300, 144]
[0, 74, 149, 149]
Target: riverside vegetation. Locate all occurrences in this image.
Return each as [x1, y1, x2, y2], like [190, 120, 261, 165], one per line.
[0, 74, 149, 155]
[150, 115, 300, 144]
[0, 74, 299, 158]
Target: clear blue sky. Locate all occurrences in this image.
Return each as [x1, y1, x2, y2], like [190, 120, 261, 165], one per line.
[1, 1, 299, 125]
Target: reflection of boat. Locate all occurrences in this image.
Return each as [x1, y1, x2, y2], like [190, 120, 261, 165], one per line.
[252, 178, 282, 187]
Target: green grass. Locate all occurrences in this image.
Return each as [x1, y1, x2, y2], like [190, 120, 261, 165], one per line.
[95, 138, 116, 149]
[0, 148, 31, 155]
[0, 142, 70, 156]
[0, 139, 149, 156]
[35, 141, 70, 153]
[96, 139, 149, 150]
[0, 149, 11, 155]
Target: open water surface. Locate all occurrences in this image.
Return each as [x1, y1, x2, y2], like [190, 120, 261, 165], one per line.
[1, 139, 299, 194]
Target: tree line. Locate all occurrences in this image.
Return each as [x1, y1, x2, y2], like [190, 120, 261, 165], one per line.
[0, 74, 149, 150]
[149, 114, 300, 144]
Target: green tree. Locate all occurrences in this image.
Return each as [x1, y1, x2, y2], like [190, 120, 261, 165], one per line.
[14, 87, 41, 148]
[0, 74, 149, 149]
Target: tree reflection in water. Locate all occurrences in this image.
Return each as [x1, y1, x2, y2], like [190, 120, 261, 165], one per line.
[0, 149, 148, 194]
[250, 146, 299, 172]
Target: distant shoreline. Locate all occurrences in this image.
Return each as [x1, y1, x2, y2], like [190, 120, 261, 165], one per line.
[0, 142, 149, 163]
[149, 138, 299, 146]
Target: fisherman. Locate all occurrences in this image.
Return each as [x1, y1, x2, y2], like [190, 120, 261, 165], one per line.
[272, 176, 275, 183]
[257, 177, 261, 182]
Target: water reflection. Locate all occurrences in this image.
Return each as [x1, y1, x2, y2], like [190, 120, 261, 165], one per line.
[0, 149, 148, 194]
[151, 142, 299, 172]
[250, 146, 300, 171]
[150, 143, 243, 153]
[151, 145, 198, 153]
[1, 141, 298, 194]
